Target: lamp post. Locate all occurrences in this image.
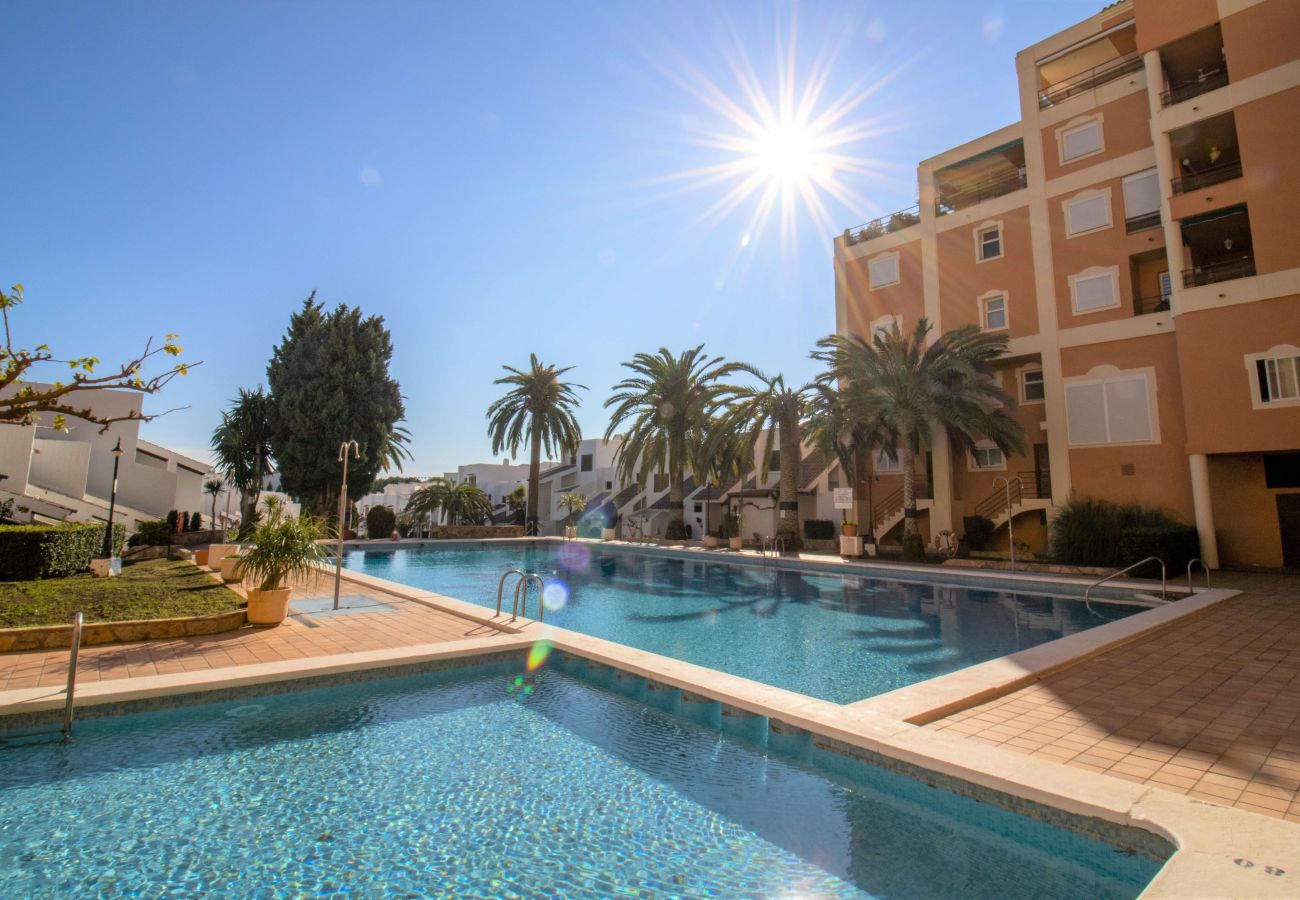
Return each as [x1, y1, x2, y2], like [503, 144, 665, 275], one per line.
[101, 438, 123, 559]
[333, 440, 360, 610]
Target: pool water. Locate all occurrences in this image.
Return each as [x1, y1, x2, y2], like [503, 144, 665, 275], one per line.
[0, 663, 1163, 897]
[347, 545, 1137, 703]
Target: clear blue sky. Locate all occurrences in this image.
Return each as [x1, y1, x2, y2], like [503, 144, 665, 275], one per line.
[3, 1, 1099, 475]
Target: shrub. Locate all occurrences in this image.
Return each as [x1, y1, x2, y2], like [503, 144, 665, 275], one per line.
[718, 512, 741, 540]
[166, 509, 180, 534]
[0, 523, 126, 580]
[901, 532, 926, 562]
[664, 519, 690, 540]
[366, 505, 397, 539]
[1051, 496, 1194, 570]
[1119, 525, 1201, 575]
[188, 512, 202, 532]
[238, 504, 330, 592]
[130, 519, 173, 547]
[803, 519, 835, 541]
[962, 515, 995, 552]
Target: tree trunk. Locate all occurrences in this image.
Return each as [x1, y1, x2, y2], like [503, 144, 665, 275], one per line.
[526, 419, 541, 535]
[237, 487, 260, 539]
[666, 428, 687, 538]
[776, 413, 802, 550]
[901, 441, 918, 538]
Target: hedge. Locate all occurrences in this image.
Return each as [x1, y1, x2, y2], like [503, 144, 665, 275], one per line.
[1119, 526, 1201, 576]
[129, 519, 173, 548]
[962, 515, 995, 552]
[0, 523, 127, 580]
[366, 505, 397, 539]
[803, 519, 835, 540]
[1051, 496, 1198, 572]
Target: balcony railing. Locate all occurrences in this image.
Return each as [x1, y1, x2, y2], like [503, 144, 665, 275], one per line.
[935, 169, 1027, 216]
[1182, 254, 1255, 288]
[1171, 159, 1243, 195]
[1039, 52, 1144, 108]
[843, 204, 921, 245]
[1125, 210, 1162, 234]
[1134, 293, 1171, 316]
[1160, 67, 1229, 107]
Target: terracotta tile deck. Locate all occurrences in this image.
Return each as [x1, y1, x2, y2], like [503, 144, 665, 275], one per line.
[929, 572, 1300, 825]
[0, 571, 509, 692]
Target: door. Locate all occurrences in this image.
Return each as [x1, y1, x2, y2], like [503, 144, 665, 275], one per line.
[1033, 444, 1052, 499]
[1278, 494, 1300, 569]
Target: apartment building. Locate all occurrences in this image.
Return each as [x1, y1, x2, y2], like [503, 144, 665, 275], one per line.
[833, 0, 1300, 568]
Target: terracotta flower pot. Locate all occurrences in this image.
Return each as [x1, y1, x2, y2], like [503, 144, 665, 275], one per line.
[565, 526, 578, 539]
[194, 549, 210, 566]
[728, 536, 743, 551]
[842, 524, 859, 537]
[602, 528, 617, 541]
[703, 535, 719, 548]
[218, 555, 245, 584]
[246, 586, 292, 626]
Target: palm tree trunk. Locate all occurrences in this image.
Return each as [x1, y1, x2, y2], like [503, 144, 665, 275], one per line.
[526, 419, 541, 534]
[776, 414, 801, 550]
[668, 428, 686, 538]
[901, 441, 918, 538]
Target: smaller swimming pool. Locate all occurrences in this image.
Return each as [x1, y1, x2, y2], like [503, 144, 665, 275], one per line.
[0, 656, 1167, 897]
[346, 543, 1142, 703]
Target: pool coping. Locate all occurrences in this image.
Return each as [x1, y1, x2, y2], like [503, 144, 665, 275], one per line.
[2, 554, 1292, 897]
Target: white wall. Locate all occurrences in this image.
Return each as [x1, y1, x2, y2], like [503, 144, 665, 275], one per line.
[29, 438, 91, 497]
[0, 425, 36, 495]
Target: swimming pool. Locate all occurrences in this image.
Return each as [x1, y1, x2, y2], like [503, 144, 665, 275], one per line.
[0, 659, 1165, 897]
[346, 543, 1139, 703]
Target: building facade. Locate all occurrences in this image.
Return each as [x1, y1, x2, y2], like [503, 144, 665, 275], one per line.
[833, 0, 1300, 568]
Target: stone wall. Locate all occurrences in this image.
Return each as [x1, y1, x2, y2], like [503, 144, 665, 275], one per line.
[0, 608, 248, 651]
[427, 525, 524, 539]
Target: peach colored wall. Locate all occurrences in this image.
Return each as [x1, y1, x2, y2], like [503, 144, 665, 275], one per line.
[1040, 90, 1152, 183]
[1207, 453, 1298, 569]
[1134, 0, 1219, 53]
[1222, 0, 1300, 82]
[1235, 86, 1300, 276]
[1061, 333, 1194, 521]
[986, 510, 1049, 556]
[1174, 294, 1300, 455]
[839, 238, 926, 341]
[1049, 175, 1168, 327]
[1167, 175, 1248, 223]
[935, 206, 1040, 338]
[950, 363, 1048, 517]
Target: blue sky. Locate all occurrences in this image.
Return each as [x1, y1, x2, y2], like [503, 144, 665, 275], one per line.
[3, 1, 1100, 475]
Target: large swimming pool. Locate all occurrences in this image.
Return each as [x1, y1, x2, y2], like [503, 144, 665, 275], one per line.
[346, 543, 1138, 703]
[0, 660, 1165, 897]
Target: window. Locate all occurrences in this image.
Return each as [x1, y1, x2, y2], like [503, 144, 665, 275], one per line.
[981, 292, 1008, 331]
[1060, 119, 1103, 162]
[1020, 368, 1045, 403]
[1122, 169, 1160, 220]
[970, 444, 1006, 470]
[868, 252, 899, 288]
[1065, 192, 1111, 236]
[1070, 268, 1119, 313]
[1065, 373, 1155, 445]
[872, 446, 901, 473]
[976, 224, 1002, 261]
[768, 449, 781, 471]
[1158, 270, 1172, 307]
[653, 472, 669, 492]
[870, 314, 902, 340]
[605, 480, 613, 490]
[1256, 354, 1300, 404]
[580, 454, 593, 472]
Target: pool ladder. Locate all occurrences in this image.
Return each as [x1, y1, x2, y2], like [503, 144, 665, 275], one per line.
[495, 569, 546, 622]
[1084, 556, 1167, 611]
[759, 536, 785, 562]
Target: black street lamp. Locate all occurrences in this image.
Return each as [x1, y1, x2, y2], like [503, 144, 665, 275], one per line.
[101, 438, 123, 559]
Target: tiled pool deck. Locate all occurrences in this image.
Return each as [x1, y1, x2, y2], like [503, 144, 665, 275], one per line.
[928, 571, 1300, 824]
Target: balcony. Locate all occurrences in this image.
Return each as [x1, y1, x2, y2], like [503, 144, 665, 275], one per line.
[1125, 210, 1161, 235]
[1036, 22, 1140, 109]
[843, 204, 920, 246]
[1171, 159, 1242, 195]
[1129, 249, 1171, 316]
[934, 140, 1026, 216]
[1157, 24, 1228, 108]
[1180, 204, 1254, 288]
[1170, 111, 1242, 197]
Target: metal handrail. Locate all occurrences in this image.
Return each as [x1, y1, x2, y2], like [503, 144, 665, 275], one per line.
[843, 204, 921, 244]
[62, 612, 83, 738]
[1160, 67, 1228, 107]
[935, 169, 1027, 216]
[512, 573, 546, 622]
[1171, 159, 1242, 196]
[1182, 255, 1255, 288]
[1085, 556, 1167, 609]
[1039, 52, 1144, 108]
[495, 569, 526, 616]
[1187, 558, 1211, 593]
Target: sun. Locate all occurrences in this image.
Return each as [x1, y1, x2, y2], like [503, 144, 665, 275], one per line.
[748, 119, 829, 187]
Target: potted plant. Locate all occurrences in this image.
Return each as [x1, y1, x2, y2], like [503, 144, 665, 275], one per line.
[703, 530, 720, 549]
[602, 511, 619, 542]
[217, 551, 245, 584]
[559, 492, 586, 540]
[719, 512, 742, 551]
[842, 520, 859, 537]
[237, 501, 331, 626]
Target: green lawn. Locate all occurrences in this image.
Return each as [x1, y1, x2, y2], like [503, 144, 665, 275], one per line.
[0, 559, 246, 628]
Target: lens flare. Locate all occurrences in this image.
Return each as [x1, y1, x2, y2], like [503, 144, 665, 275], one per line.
[558, 541, 591, 571]
[542, 582, 569, 612]
[526, 639, 554, 673]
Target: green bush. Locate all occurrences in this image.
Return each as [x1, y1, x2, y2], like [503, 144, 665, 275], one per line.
[1119, 525, 1201, 575]
[166, 510, 180, 534]
[718, 512, 741, 540]
[187, 512, 202, 532]
[0, 523, 127, 580]
[803, 519, 835, 541]
[901, 532, 926, 562]
[962, 515, 995, 552]
[366, 505, 397, 539]
[664, 519, 690, 540]
[1051, 496, 1195, 571]
[130, 519, 173, 547]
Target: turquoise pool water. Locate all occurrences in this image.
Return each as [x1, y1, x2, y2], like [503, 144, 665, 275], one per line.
[0, 662, 1164, 897]
[346, 544, 1137, 703]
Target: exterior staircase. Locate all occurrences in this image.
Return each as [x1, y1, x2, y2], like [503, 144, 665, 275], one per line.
[974, 471, 1052, 529]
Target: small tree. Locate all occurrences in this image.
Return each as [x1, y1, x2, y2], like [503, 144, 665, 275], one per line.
[558, 492, 586, 528]
[405, 479, 493, 526]
[204, 478, 224, 529]
[505, 484, 527, 525]
[188, 512, 202, 532]
[366, 505, 397, 539]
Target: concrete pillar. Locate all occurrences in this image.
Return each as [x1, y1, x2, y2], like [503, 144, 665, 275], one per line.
[1188, 453, 1219, 569]
[929, 424, 955, 536]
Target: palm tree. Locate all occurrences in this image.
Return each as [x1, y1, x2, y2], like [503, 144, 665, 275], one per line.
[203, 477, 224, 530]
[558, 492, 586, 533]
[722, 369, 812, 550]
[486, 355, 585, 535]
[804, 381, 898, 541]
[211, 387, 275, 538]
[813, 319, 1024, 558]
[404, 478, 494, 526]
[605, 346, 746, 539]
[691, 417, 750, 539]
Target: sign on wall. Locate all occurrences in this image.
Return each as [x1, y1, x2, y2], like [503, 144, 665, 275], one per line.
[832, 487, 854, 510]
